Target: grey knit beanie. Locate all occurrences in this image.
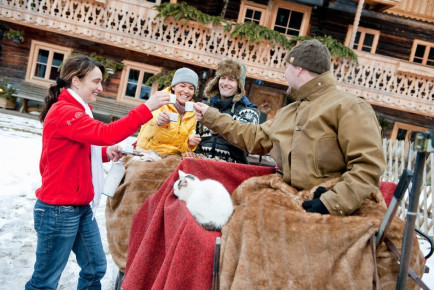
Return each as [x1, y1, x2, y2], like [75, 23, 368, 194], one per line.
[286, 39, 331, 74]
[171, 68, 199, 91]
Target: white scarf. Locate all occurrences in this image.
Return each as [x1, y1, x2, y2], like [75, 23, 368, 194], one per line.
[67, 88, 104, 218]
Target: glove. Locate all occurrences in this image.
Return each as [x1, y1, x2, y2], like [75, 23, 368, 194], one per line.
[313, 186, 327, 199]
[302, 186, 329, 214]
[302, 198, 329, 214]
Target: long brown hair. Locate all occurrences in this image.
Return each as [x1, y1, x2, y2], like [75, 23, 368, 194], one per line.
[39, 55, 105, 122]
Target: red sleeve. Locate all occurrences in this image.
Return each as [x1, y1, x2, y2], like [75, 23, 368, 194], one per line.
[101, 146, 110, 162]
[58, 104, 153, 146]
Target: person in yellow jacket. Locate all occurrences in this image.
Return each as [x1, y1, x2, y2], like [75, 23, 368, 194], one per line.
[136, 68, 201, 155]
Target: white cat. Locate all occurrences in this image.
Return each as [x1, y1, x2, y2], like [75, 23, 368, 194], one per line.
[173, 170, 234, 231]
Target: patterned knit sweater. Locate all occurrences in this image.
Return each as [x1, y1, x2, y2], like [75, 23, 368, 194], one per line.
[195, 94, 259, 163]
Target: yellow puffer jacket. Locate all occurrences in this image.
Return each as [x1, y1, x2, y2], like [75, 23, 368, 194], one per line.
[136, 92, 198, 155]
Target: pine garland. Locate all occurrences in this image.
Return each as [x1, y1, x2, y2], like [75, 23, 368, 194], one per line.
[154, 2, 358, 63]
[145, 70, 176, 90]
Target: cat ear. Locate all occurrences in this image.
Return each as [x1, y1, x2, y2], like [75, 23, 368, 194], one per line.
[178, 170, 186, 177]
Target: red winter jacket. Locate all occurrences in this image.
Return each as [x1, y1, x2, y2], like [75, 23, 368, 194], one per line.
[36, 89, 153, 205]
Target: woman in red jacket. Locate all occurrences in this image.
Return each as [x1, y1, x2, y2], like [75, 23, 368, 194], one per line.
[25, 55, 169, 290]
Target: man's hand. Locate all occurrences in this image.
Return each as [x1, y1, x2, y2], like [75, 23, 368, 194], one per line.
[193, 102, 209, 121]
[145, 91, 170, 111]
[106, 145, 123, 162]
[157, 111, 170, 126]
[188, 134, 201, 148]
[302, 186, 329, 214]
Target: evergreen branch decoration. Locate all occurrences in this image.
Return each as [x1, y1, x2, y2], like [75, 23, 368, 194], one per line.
[68, 53, 124, 81]
[230, 21, 291, 48]
[155, 2, 226, 26]
[154, 3, 358, 63]
[0, 79, 17, 100]
[145, 70, 177, 90]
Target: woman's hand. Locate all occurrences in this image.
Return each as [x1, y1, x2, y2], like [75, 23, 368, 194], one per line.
[193, 102, 209, 121]
[107, 145, 123, 162]
[145, 91, 170, 111]
[188, 134, 201, 148]
[157, 111, 170, 126]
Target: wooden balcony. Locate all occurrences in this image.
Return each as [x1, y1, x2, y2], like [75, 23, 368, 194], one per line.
[355, 0, 401, 12]
[384, 0, 434, 23]
[1, 0, 432, 117]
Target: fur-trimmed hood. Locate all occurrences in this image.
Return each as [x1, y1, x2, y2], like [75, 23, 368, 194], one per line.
[204, 58, 246, 102]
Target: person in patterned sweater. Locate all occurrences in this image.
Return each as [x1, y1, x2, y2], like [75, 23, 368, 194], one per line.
[195, 58, 259, 163]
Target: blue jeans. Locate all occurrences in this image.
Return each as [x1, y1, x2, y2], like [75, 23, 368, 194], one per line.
[25, 200, 107, 290]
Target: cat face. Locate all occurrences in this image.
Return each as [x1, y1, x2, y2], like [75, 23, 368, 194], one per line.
[173, 170, 199, 201]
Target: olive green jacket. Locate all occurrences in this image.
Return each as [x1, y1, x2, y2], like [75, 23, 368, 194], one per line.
[200, 71, 386, 216]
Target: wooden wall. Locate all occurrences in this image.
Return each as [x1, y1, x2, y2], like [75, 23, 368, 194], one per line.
[0, 21, 204, 100]
[309, 6, 434, 60]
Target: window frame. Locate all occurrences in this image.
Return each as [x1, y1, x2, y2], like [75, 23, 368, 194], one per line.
[410, 39, 434, 66]
[390, 121, 427, 142]
[143, 0, 176, 6]
[26, 40, 72, 87]
[237, 1, 268, 26]
[268, 0, 312, 37]
[118, 60, 162, 103]
[344, 25, 380, 53]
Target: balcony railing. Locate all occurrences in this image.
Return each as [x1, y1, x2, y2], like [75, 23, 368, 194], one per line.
[1, 0, 432, 116]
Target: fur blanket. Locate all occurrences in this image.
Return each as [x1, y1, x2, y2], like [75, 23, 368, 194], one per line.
[105, 154, 182, 272]
[219, 174, 425, 289]
[122, 158, 276, 290]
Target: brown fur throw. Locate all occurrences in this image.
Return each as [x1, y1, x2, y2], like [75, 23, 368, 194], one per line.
[105, 154, 182, 272]
[219, 174, 425, 289]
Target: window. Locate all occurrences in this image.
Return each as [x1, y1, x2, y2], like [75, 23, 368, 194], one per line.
[345, 26, 380, 53]
[145, 0, 173, 4]
[410, 40, 434, 67]
[118, 61, 161, 102]
[238, 1, 267, 26]
[390, 122, 427, 142]
[26, 41, 72, 86]
[268, 0, 311, 37]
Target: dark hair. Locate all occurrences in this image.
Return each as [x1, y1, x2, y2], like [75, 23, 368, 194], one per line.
[39, 55, 105, 122]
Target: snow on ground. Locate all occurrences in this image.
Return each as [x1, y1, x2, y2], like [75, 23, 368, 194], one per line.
[0, 112, 136, 289]
[0, 111, 433, 289]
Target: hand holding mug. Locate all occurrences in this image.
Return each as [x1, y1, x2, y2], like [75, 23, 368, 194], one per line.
[145, 91, 170, 111]
[193, 102, 209, 121]
[157, 111, 170, 126]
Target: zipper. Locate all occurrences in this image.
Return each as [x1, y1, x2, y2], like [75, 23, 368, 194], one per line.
[145, 136, 154, 147]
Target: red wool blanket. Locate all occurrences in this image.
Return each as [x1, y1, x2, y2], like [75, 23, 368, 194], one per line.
[122, 158, 275, 290]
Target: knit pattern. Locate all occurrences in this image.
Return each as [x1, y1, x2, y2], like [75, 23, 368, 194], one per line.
[286, 39, 331, 74]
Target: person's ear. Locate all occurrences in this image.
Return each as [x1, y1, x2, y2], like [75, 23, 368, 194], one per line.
[71, 76, 80, 89]
[296, 67, 302, 75]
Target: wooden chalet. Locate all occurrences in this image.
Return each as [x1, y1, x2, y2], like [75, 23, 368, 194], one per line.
[0, 0, 433, 140]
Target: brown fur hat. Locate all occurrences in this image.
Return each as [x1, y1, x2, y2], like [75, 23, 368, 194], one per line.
[204, 58, 246, 102]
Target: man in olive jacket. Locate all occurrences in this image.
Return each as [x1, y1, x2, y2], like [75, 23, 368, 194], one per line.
[194, 39, 386, 216]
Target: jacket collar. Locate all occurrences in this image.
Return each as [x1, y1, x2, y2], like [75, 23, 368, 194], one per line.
[58, 88, 93, 111]
[291, 71, 336, 102]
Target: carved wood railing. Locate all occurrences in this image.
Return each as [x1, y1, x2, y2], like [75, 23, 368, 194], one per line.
[334, 53, 434, 116]
[1, 0, 433, 116]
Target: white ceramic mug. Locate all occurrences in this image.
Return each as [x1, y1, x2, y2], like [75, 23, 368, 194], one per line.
[103, 161, 126, 197]
[185, 101, 194, 112]
[170, 112, 178, 122]
[169, 94, 177, 104]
